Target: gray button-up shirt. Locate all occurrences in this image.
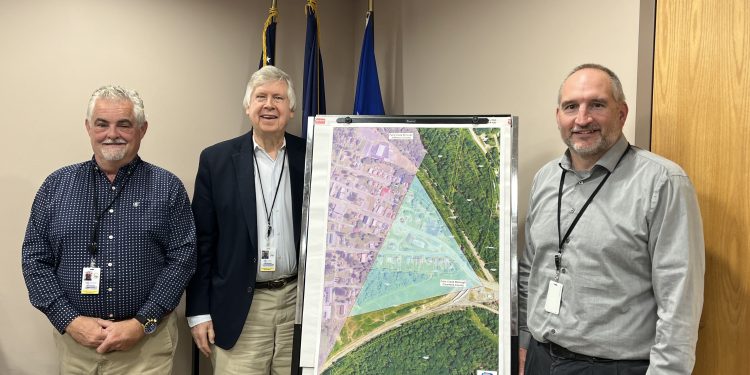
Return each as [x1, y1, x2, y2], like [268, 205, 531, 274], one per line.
[519, 136, 704, 374]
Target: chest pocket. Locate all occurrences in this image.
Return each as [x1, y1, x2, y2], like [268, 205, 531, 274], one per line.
[122, 199, 170, 238]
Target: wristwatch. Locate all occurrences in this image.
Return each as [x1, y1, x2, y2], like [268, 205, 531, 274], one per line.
[135, 315, 158, 335]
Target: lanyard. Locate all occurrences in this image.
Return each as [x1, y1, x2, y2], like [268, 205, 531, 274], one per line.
[88, 160, 137, 267]
[253, 148, 286, 239]
[555, 145, 630, 279]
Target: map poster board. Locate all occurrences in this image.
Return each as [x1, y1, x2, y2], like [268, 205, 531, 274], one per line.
[297, 115, 517, 375]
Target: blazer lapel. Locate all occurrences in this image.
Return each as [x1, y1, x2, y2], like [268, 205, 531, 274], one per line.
[286, 133, 306, 253]
[233, 132, 258, 251]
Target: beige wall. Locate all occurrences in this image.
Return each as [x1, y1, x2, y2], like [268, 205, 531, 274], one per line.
[0, 0, 641, 373]
[363, 0, 641, 234]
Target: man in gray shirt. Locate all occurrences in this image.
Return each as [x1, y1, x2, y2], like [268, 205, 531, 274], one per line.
[518, 64, 704, 374]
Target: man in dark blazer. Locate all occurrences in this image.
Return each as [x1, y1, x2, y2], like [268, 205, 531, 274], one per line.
[186, 65, 306, 375]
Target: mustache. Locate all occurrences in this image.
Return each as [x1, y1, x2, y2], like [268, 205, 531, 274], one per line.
[571, 126, 600, 132]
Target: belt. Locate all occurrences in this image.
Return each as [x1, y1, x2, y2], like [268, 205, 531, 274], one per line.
[546, 341, 612, 363]
[255, 275, 297, 290]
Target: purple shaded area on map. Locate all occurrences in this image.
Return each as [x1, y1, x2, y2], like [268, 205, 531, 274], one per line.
[318, 127, 425, 369]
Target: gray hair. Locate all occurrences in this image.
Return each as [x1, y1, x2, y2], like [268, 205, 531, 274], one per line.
[87, 85, 146, 126]
[243, 65, 296, 112]
[558, 63, 626, 104]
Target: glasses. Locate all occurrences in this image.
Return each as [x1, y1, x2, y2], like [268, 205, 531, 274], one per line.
[253, 94, 287, 105]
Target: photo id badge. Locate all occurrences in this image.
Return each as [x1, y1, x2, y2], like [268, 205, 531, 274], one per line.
[260, 246, 276, 272]
[81, 267, 101, 294]
[544, 280, 563, 314]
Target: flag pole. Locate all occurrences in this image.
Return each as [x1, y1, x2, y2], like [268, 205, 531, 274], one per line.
[369, 0, 373, 12]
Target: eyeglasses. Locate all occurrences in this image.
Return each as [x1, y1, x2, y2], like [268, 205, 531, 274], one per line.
[253, 94, 287, 105]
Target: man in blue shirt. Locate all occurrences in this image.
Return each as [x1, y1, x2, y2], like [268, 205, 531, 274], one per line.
[22, 85, 196, 374]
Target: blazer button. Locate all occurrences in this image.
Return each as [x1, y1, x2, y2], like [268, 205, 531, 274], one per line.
[247, 287, 253, 293]
[252, 258, 257, 263]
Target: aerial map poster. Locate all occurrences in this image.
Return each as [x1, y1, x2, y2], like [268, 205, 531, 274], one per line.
[299, 116, 516, 375]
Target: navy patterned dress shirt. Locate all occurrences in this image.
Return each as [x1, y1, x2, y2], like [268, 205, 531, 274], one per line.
[22, 156, 196, 333]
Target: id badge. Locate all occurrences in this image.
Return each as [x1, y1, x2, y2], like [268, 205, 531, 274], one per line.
[544, 280, 563, 314]
[81, 267, 101, 294]
[260, 246, 276, 272]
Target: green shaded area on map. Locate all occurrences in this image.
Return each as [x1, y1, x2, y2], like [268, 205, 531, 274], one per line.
[350, 178, 481, 316]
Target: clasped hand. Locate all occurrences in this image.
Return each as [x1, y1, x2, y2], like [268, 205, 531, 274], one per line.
[65, 316, 145, 353]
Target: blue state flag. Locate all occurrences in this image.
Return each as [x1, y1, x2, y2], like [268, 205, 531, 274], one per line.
[259, 6, 278, 67]
[302, 0, 326, 138]
[353, 11, 385, 115]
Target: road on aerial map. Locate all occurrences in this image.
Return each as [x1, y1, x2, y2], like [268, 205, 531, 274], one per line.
[323, 281, 499, 369]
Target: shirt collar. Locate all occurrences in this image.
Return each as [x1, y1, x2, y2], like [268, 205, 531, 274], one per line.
[90, 155, 142, 174]
[252, 136, 287, 159]
[559, 136, 630, 173]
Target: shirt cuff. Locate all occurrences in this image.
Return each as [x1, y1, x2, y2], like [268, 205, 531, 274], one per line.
[47, 298, 81, 334]
[187, 314, 212, 328]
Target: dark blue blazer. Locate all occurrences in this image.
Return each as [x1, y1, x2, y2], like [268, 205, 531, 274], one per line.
[186, 131, 305, 349]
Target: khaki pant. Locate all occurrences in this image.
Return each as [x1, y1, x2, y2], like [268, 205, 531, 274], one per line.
[212, 282, 297, 375]
[54, 313, 178, 375]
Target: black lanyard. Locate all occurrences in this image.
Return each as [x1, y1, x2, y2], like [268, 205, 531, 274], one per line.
[253, 148, 286, 239]
[88, 160, 137, 267]
[555, 145, 630, 278]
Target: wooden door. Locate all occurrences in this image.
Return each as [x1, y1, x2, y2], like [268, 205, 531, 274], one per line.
[652, 0, 750, 373]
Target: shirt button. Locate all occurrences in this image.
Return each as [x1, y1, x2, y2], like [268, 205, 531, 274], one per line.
[108, 314, 114, 318]
[107, 288, 113, 292]
[578, 181, 584, 185]
[107, 263, 113, 267]
[561, 268, 567, 273]
[108, 208, 114, 213]
[111, 186, 116, 191]
[551, 329, 557, 334]
[247, 287, 253, 293]
[253, 258, 257, 263]
[569, 208, 575, 213]
[108, 235, 114, 240]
